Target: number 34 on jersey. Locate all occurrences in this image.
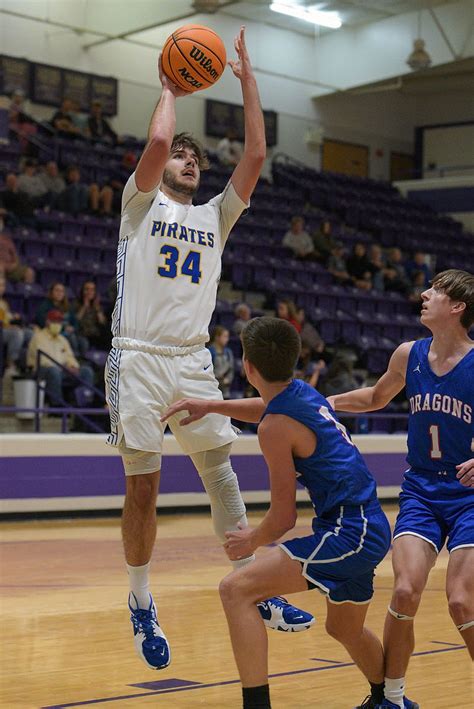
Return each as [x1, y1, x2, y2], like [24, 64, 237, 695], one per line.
[158, 245, 202, 285]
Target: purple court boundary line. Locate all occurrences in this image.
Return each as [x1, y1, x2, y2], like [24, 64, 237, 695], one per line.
[41, 644, 465, 709]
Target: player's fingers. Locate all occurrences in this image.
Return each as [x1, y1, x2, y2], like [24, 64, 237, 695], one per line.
[180, 414, 197, 426]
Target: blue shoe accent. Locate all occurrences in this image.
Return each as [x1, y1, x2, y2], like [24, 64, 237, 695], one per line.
[257, 596, 315, 632]
[375, 699, 419, 709]
[128, 592, 171, 670]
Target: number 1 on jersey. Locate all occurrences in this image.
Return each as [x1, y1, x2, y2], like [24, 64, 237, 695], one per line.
[429, 424, 442, 459]
[158, 246, 202, 285]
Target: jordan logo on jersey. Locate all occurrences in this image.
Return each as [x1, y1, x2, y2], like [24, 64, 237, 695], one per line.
[409, 392, 472, 423]
[151, 220, 215, 248]
[413, 364, 421, 373]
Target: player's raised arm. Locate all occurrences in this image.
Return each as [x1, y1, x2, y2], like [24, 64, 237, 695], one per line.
[161, 396, 265, 425]
[134, 56, 189, 193]
[330, 341, 414, 413]
[228, 27, 266, 203]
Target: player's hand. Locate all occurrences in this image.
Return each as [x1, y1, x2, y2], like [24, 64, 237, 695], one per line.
[228, 26, 253, 82]
[158, 54, 189, 98]
[456, 458, 474, 488]
[224, 523, 255, 560]
[161, 398, 210, 425]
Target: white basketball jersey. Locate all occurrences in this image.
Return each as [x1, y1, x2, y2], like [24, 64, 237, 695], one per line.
[112, 173, 246, 347]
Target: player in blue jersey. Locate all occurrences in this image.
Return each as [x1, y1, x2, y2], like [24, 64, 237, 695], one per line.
[328, 269, 474, 709]
[162, 316, 393, 709]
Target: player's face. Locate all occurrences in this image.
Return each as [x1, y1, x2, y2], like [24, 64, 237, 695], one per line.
[420, 286, 459, 326]
[163, 147, 200, 196]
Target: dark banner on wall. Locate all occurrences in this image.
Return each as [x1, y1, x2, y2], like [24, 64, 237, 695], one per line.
[0, 55, 30, 96]
[0, 54, 118, 116]
[205, 98, 278, 147]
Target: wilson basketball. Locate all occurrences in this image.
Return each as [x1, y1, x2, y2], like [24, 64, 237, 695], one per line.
[162, 24, 226, 93]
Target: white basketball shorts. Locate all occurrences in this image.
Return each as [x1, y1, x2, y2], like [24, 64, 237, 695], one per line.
[105, 344, 238, 456]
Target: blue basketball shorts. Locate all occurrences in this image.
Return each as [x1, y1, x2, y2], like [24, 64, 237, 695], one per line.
[393, 469, 474, 553]
[280, 500, 391, 604]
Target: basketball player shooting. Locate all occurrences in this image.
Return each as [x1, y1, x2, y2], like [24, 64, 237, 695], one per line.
[104, 26, 314, 672]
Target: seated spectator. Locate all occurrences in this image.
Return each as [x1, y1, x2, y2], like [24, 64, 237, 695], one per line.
[87, 100, 118, 145]
[0, 273, 25, 377]
[0, 173, 36, 226]
[282, 216, 315, 260]
[208, 326, 234, 399]
[312, 220, 336, 264]
[406, 250, 432, 286]
[384, 246, 410, 295]
[0, 228, 35, 284]
[69, 100, 88, 135]
[73, 280, 111, 351]
[295, 307, 325, 355]
[27, 309, 94, 406]
[216, 128, 243, 167]
[57, 166, 113, 216]
[17, 160, 49, 207]
[35, 282, 80, 354]
[320, 356, 359, 397]
[276, 299, 301, 332]
[50, 98, 83, 138]
[346, 242, 372, 291]
[327, 242, 352, 285]
[39, 161, 66, 205]
[367, 243, 386, 292]
[233, 302, 252, 336]
[409, 270, 426, 304]
[295, 343, 326, 389]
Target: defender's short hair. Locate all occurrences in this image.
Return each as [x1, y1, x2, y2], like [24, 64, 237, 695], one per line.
[431, 269, 474, 329]
[241, 317, 301, 383]
[170, 132, 209, 170]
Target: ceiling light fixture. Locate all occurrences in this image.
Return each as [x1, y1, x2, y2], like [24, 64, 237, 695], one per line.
[269, 2, 342, 29]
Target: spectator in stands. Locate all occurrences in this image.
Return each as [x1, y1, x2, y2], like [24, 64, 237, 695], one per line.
[312, 220, 336, 265]
[0, 173, 36, 226]
[233, 302, 252, 336]
[73, 280, 111, 351]
[327, 241, 352, 286]
[383, 247, 409, 295]
[346, 242, 372, 291]
[217, 128, 243, 167]
[17, 160, 49, 207]
[208, 326, 235, 399]
[320, 356, 359, 397]
[406, 250, 432, 286]
[295, 343, 326, 389]
[70, 100, 88, 135]
[57, 166, 113, 216]
[276, 299, 301, 332]
[295, 307, 325, 356]
[27, 309, 94, 406]
[50, 98, 83, 138]
[87, 100, 118, 145]
[0, 273, 24, 377]
[367, 243, 386, 292]
[35, 282, 80, 354]
[39, 161, 66, 205]
[0, 228, 35, 284]
[408, 270, 426, 304]
[282, 216, 315, 260]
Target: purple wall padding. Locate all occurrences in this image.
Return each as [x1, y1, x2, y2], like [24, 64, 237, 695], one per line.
[0, 453, 406, 499]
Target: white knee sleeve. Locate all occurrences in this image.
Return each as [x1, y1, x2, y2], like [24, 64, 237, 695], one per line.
[388, 606, 415, 621]
[457, 620, 474, 632]
[190, 443, 247, 542]
[118, 439, 162, 476]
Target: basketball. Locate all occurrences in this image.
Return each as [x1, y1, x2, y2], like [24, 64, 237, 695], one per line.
[161, 24, 227, 93]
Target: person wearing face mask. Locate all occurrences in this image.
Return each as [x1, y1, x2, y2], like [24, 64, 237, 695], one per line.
[26, 309, 94, 406]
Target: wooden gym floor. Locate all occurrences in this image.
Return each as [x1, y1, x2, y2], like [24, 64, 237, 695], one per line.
[0, 505, 472, 709]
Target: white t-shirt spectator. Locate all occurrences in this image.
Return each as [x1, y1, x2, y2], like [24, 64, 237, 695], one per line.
[282, 229, 314, 258]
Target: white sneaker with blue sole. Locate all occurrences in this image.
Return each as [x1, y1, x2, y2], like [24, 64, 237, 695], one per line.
[257, 596, 315, 632]
[128, 592, 171, 670]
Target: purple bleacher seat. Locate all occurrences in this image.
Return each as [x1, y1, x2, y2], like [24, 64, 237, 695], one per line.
[227, 336, 242, 358]
[51, 243, 76, 261]
[85, 349, 109, 368]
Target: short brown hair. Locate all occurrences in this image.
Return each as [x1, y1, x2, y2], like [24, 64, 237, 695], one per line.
[241, 317, 301, 383]
[170, 132, 209, 170]
[431, 269, 474, 329]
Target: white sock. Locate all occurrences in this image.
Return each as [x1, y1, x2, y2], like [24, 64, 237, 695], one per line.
[231, 554, 256, 570]
[126, 561, 151, 609]
[384, 677, 405, 708]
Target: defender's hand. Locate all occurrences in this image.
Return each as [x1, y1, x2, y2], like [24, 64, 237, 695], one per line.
[456, 458, 474, 488]
[161, 398, 210, 425]
[228, 26, 253, 81]
[158, 54, 189, 97]
[224, 523, 255, 560]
